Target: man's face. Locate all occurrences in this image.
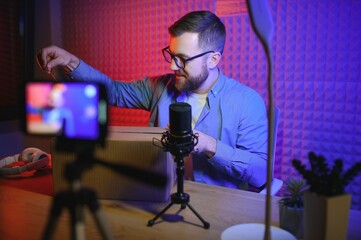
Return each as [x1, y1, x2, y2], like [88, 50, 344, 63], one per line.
[49, 89, 65, 107]
[168, 33, 210, 93]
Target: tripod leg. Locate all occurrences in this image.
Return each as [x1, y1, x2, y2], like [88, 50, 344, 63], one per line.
[84, 189, 114, 240]
[186, 203, 210, 229]
[92, 210, 114, 240]
[147, 202, 174, 226]
[73, 205, 86, 240]
[42, 192, 66, 240]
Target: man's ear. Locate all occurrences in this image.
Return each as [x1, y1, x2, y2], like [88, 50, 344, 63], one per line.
[208, 52, 222, 69]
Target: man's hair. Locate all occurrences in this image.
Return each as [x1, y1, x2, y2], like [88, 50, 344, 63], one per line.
[168, 11, 226, 53]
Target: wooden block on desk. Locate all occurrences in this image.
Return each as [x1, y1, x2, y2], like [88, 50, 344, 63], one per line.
[52, 126, 175, 202]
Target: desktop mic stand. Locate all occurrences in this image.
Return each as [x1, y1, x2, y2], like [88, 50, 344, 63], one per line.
[42, 142, 114, 240]
[148, 132, 210, 229]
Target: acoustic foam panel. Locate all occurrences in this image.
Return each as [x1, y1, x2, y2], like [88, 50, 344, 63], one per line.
[59, 0, 361, 209]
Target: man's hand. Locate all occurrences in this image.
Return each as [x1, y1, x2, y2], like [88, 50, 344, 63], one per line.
[193, 129, 217, 158]
[36, 45, 80, 74]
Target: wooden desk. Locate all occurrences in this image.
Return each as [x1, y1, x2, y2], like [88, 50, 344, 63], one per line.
[1, 182, 360, 240]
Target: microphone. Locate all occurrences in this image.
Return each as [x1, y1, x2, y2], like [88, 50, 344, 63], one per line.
[160, 103, 198, 158]
[169, 102, 192, 144]
[148, 104, 210, 229]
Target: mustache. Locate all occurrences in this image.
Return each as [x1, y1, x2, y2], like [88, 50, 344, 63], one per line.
[175, 71, 187, 78]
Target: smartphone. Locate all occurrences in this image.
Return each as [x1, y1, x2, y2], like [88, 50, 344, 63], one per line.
[22, 81, 107, 141]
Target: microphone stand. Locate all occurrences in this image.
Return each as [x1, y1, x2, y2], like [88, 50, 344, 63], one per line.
[148, 131, 210, 229]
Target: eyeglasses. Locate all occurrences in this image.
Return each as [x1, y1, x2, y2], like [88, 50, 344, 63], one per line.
[162, 46, 214, 69]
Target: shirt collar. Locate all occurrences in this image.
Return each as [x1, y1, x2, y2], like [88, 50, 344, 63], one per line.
[209, 68, 226, 98]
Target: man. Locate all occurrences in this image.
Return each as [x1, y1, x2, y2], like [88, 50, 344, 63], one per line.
[37, 10, 268, 190]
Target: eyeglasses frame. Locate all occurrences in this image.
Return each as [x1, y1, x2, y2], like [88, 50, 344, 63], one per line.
[162, 46, 215, 69]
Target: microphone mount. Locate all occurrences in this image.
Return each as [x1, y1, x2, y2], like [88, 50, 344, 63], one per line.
[160, 130, 198, 159]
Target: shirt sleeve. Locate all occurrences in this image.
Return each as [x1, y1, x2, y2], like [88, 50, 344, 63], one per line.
[68, 59, 154, 109]
[208, 91, 268, 188]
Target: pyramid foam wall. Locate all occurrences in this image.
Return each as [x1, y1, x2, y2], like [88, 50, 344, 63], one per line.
[60, 0, 361, 209]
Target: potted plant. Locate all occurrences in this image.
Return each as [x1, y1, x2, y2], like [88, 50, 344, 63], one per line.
[279, 178, 308, 239]
[292, 152, 361, 240]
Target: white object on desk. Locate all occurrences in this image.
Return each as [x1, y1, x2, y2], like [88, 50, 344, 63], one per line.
[221, 223, 296, 240]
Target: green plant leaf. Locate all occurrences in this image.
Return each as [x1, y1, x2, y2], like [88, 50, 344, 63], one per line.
[291, 152, 361, 196]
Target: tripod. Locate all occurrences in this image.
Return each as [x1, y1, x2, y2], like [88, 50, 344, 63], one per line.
[42, 144, 114, 240]
[148, 132, 210, 229]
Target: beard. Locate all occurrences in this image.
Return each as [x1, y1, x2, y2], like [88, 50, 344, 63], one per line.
[175, 63, 209, 92]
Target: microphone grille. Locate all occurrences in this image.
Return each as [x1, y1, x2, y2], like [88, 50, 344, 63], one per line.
[169, 102, 192, 136]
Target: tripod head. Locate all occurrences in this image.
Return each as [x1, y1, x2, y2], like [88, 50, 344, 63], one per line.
[22, 81, 167, 188]
[54, 136, 167, 189]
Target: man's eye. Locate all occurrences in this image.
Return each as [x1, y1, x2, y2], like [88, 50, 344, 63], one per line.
[176, 56, 186, 62]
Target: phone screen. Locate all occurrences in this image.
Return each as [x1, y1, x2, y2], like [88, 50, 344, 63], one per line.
[24, 81, 107, 140]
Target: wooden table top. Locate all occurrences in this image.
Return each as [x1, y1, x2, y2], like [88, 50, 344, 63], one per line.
[1, 181, 360, 240]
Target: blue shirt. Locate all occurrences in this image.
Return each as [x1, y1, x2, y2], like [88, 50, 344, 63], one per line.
[69, 60, 268, 188]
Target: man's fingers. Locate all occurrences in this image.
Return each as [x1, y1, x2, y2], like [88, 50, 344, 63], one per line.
[46, 57, 66, 71]
[36, 46, 68, 73]
[36, 48, 54, 73]
[36, 50, 46, 71]
[36, 46, 78, 76]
